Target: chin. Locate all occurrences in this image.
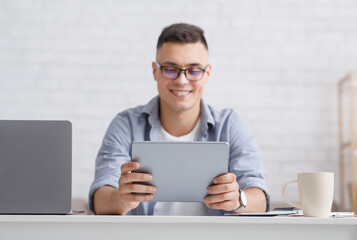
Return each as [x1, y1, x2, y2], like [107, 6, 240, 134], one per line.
[169, 102, 195, 112]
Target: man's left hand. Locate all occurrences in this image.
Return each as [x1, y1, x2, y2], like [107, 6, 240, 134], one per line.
[204, 173, 240, 211]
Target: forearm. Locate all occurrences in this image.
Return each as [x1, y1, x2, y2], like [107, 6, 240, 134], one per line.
[93, 186, 128, 215]
[239, 187, 267, 213]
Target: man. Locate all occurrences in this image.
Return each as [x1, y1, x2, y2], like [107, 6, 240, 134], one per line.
[89, 23, 269, 215]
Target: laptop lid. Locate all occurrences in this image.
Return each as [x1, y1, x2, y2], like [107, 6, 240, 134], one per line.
[0, 120, 72, 214]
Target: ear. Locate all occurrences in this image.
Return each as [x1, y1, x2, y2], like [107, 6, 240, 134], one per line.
[152, 61, 158, 81]
[205, 64, 212, 81]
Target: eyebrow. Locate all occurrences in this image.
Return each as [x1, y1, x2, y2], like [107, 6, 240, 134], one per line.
[161, 61, 205, 68]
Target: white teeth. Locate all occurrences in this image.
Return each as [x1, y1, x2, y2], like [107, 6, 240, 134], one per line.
[172, 90, 190, 95]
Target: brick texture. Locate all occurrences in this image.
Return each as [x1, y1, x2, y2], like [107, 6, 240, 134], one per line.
[1, 0, 357, 209]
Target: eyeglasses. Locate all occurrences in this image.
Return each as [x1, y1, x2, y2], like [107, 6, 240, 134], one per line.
[155, 61, 208, 81]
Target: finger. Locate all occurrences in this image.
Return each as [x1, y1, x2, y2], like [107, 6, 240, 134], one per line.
[207, 182, 238, 195]
[119, 172, 152, 185]
[205, 200, 238, 211]
[213, 173, 236, 184]
[120, 183, 157, 194]
[204, 190, 238, 204]
[126, 193, 154, 203]
[121, 162, 140, 174]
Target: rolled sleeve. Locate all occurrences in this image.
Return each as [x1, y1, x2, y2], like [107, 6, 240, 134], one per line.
[227, 111, 270, 211]
[88, 114, 132, 214]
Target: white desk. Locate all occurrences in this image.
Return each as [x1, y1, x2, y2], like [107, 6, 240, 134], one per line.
[0, 215, 356, 240]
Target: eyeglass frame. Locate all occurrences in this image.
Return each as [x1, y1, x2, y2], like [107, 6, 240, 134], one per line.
[155, 61, 208, 81]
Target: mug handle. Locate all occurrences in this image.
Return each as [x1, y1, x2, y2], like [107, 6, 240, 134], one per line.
[282, 180, 302, 209]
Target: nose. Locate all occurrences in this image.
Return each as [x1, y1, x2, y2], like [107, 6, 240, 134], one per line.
[174, 70, 189, 85]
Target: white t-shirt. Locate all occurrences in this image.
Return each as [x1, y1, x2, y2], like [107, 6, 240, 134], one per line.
[153, 119, 209, 216]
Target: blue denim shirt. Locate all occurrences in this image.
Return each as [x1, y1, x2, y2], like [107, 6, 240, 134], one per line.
[89, 96, 270, 215]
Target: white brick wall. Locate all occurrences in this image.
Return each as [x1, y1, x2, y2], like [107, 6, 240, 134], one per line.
[1, 0, 357, 210]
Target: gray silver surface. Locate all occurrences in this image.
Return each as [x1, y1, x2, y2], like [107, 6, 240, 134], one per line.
[0, 120, 72, 214]
[131, 142, 229, 202]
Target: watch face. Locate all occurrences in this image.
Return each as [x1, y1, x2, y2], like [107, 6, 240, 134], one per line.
[240, 189, 247, 207]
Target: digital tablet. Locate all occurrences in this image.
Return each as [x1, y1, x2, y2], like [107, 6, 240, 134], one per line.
[131, 141, 229, 202]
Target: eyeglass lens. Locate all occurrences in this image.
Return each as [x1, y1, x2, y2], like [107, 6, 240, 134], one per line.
[161, 66, 204, 81]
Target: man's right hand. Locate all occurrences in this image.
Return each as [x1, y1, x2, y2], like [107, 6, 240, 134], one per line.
[116, 161, 156, 214]
[93, 161, 156, 215]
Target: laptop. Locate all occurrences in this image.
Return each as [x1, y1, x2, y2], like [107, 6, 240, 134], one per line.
[131, 141, 229, 202]
[0, 120, 72, 214]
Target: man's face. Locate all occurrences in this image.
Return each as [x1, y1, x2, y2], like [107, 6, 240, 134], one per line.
[153, 42, 211, 114]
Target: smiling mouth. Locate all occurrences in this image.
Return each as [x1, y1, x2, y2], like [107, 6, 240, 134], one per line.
[170, 90, 192, 96]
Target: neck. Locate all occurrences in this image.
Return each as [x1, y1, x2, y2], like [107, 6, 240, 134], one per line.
[160, 101, 201, 137]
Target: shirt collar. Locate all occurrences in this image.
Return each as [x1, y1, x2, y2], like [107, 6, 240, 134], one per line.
[142, 96, 160, 127]
[200, 98, 215, 129]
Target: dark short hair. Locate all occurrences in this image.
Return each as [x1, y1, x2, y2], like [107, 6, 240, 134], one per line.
[157, 23, 208, 51]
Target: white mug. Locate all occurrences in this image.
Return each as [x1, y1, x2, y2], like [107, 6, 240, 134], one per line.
[282, 172, 334, 217]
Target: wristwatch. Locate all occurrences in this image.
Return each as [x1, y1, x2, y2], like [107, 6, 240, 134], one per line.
[233, 189, 247, 212]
